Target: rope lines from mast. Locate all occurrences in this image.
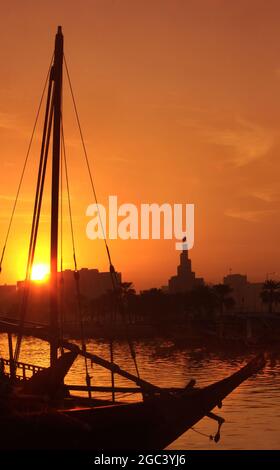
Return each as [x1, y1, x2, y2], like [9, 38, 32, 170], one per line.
[14, 62, 55, 364]
[0, 57, 53, 275]
[63, 55, 141, 383]
[60, 121, 77, 272]
[60, 118, 92, 398]
[5, 48, 141, 388]
[59, 115, 65, 350]
[63, 55, 114, 268]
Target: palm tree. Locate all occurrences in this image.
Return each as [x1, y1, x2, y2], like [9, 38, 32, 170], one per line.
[212, 284, 235, 316]
[260, 280, 280, 314]
[120, 282, 136, 323]
[120, 282, 136, 297]
[188, 285, 217, 320]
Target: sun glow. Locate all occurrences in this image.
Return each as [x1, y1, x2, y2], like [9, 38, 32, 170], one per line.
[31, 263, 50, 282]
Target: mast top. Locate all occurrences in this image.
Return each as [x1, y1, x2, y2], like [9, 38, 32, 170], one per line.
[57, 26, 62, 35]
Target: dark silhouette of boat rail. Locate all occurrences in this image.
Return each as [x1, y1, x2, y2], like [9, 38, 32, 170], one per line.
[0, 354, 265, 449]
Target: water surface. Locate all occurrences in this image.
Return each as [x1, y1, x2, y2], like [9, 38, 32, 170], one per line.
[0, 334, 278, 449]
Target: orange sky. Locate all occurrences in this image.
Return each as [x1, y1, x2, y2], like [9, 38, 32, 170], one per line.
[1, 0, 280, 290]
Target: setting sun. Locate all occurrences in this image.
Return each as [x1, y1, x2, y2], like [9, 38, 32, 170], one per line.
[31, 263, 50, 282]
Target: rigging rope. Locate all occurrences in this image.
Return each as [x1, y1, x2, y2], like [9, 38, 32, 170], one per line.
[190, 426, 214, 441]
[0, 57, 53, 274]
[61, 118, 92, 398]
[63, 55, 141, 382]
[63, 56, 107, 245]
[14, 63, 55, 364]
[60, 121, 77, 271]
[59, 123, 65, 351]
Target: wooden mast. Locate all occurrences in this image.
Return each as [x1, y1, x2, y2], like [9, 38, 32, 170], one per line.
[50, 26, 63, 366]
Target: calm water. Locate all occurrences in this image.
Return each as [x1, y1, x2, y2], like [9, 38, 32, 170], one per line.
[0, 334, 279, 450]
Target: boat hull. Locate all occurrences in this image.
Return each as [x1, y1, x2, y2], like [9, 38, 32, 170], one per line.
[0, 354, 265, 450]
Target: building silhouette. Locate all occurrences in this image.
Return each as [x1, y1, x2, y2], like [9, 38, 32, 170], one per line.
[62, 268, 121, 300]
[15, 268, 122, 322]
[0, 284, 17, 313]
[223, 273, 263, 312]
[168, 244, 204, 293]
[16, 268, 122, 301]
